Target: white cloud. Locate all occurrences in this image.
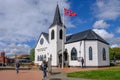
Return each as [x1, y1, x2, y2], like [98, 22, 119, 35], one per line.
[92, 29, 120, 47]
[92, 0, 120, 20]
[0, 0, 70, 43]
[0, 0, 71, 56]
[93, 20, 110, 29]
[111, 44, 120, 48]
[117, 27, 120, 33]
[109, 38, 120, 45]
[0, 43, 31, 56]
[93, 29, 114, 39]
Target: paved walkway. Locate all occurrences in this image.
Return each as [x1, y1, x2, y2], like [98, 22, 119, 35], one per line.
[0, 67, 109, 80]
[0, 70, 43, 80]
[46, 69, 90, 80]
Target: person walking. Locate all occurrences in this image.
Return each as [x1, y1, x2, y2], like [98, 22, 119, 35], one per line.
[15, 61, 20, 74]
[81, 58, 84, 68]
[41, 60, 48, 80]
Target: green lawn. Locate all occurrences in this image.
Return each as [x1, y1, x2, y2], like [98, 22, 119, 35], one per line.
[67, 67, 120, 80]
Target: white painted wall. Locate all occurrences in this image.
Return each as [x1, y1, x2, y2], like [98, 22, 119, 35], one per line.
[64, 40, 110, 67]
[65, 41, 81, 66]
[49, 25, 66, 66]
[80, 41, 85, 66]
[35, 27, 110, 67]
[97, 41, 110, 66]
[84, 40, 110, 67]
[35, 34, 110, 67]
[49, 26, 58, 66]
[85, 40, 98, 66]
[35, 34, 49, 65]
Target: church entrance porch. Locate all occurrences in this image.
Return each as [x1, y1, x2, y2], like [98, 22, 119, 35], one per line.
[58, 49, 69, 68]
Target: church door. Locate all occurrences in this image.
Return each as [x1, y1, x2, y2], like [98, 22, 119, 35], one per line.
[64, 49, 69, 67]
[58, 54, 62, 67]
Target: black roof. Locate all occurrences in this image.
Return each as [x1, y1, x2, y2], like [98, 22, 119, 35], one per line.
[49, 4, 63, 28]
[66, 29, 109, 44]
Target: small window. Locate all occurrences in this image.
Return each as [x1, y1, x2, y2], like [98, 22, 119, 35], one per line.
[40, 38, 44, 45]
[103, 48, 106, 60]
[51, 30, 54, 40]
[89, 47, 92, 60]
[59, 29, 63, 39]
[71, 47, 77, 60]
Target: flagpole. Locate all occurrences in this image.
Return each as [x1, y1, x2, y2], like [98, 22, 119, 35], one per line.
[61, 7, 76, 68]
[62, 7, 65, 69]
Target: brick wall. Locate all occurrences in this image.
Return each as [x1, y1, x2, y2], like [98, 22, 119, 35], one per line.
[0, 52, 5, 63]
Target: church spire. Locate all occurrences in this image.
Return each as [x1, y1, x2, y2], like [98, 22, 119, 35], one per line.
[49, 4, 63, 28]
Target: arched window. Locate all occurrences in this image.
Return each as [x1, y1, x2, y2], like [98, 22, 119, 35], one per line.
[103, 48, 106, 60]
[44, 55, 46, 58]
[39, 55, 41, 61]
[89, 47, 92, 60]
[71, 47, 77, 60]
[37, 55, 39, 61]
[39, 56, 40, 61]
[41, 55, 43, 61]
[51, 30, 54, 40]
[59, 29, 63, 39]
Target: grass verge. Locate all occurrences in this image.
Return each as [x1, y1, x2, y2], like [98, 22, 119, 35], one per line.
[67, 67, 120, 80]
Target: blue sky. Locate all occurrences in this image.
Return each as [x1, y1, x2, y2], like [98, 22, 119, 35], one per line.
[0, 0, 119, 56]
[66, 0, 120, 47]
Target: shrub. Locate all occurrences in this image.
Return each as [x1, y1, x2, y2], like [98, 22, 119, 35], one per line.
[110, 63, 115, 66]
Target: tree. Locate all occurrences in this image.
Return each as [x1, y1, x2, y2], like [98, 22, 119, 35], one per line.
[30, 48, 35, 61]
[109, 48, 114, 60]
[109, 47, 120, 60]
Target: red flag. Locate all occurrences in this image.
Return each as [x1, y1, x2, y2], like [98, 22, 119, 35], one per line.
[64, 8, 77, 16]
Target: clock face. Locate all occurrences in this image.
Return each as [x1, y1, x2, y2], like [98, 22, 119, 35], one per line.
[40, 38, 44, 45]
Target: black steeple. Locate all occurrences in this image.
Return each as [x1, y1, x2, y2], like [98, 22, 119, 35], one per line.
[49, 4, 63, 28]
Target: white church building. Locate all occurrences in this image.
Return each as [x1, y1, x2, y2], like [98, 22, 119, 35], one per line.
[35, 5, 110, 67]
